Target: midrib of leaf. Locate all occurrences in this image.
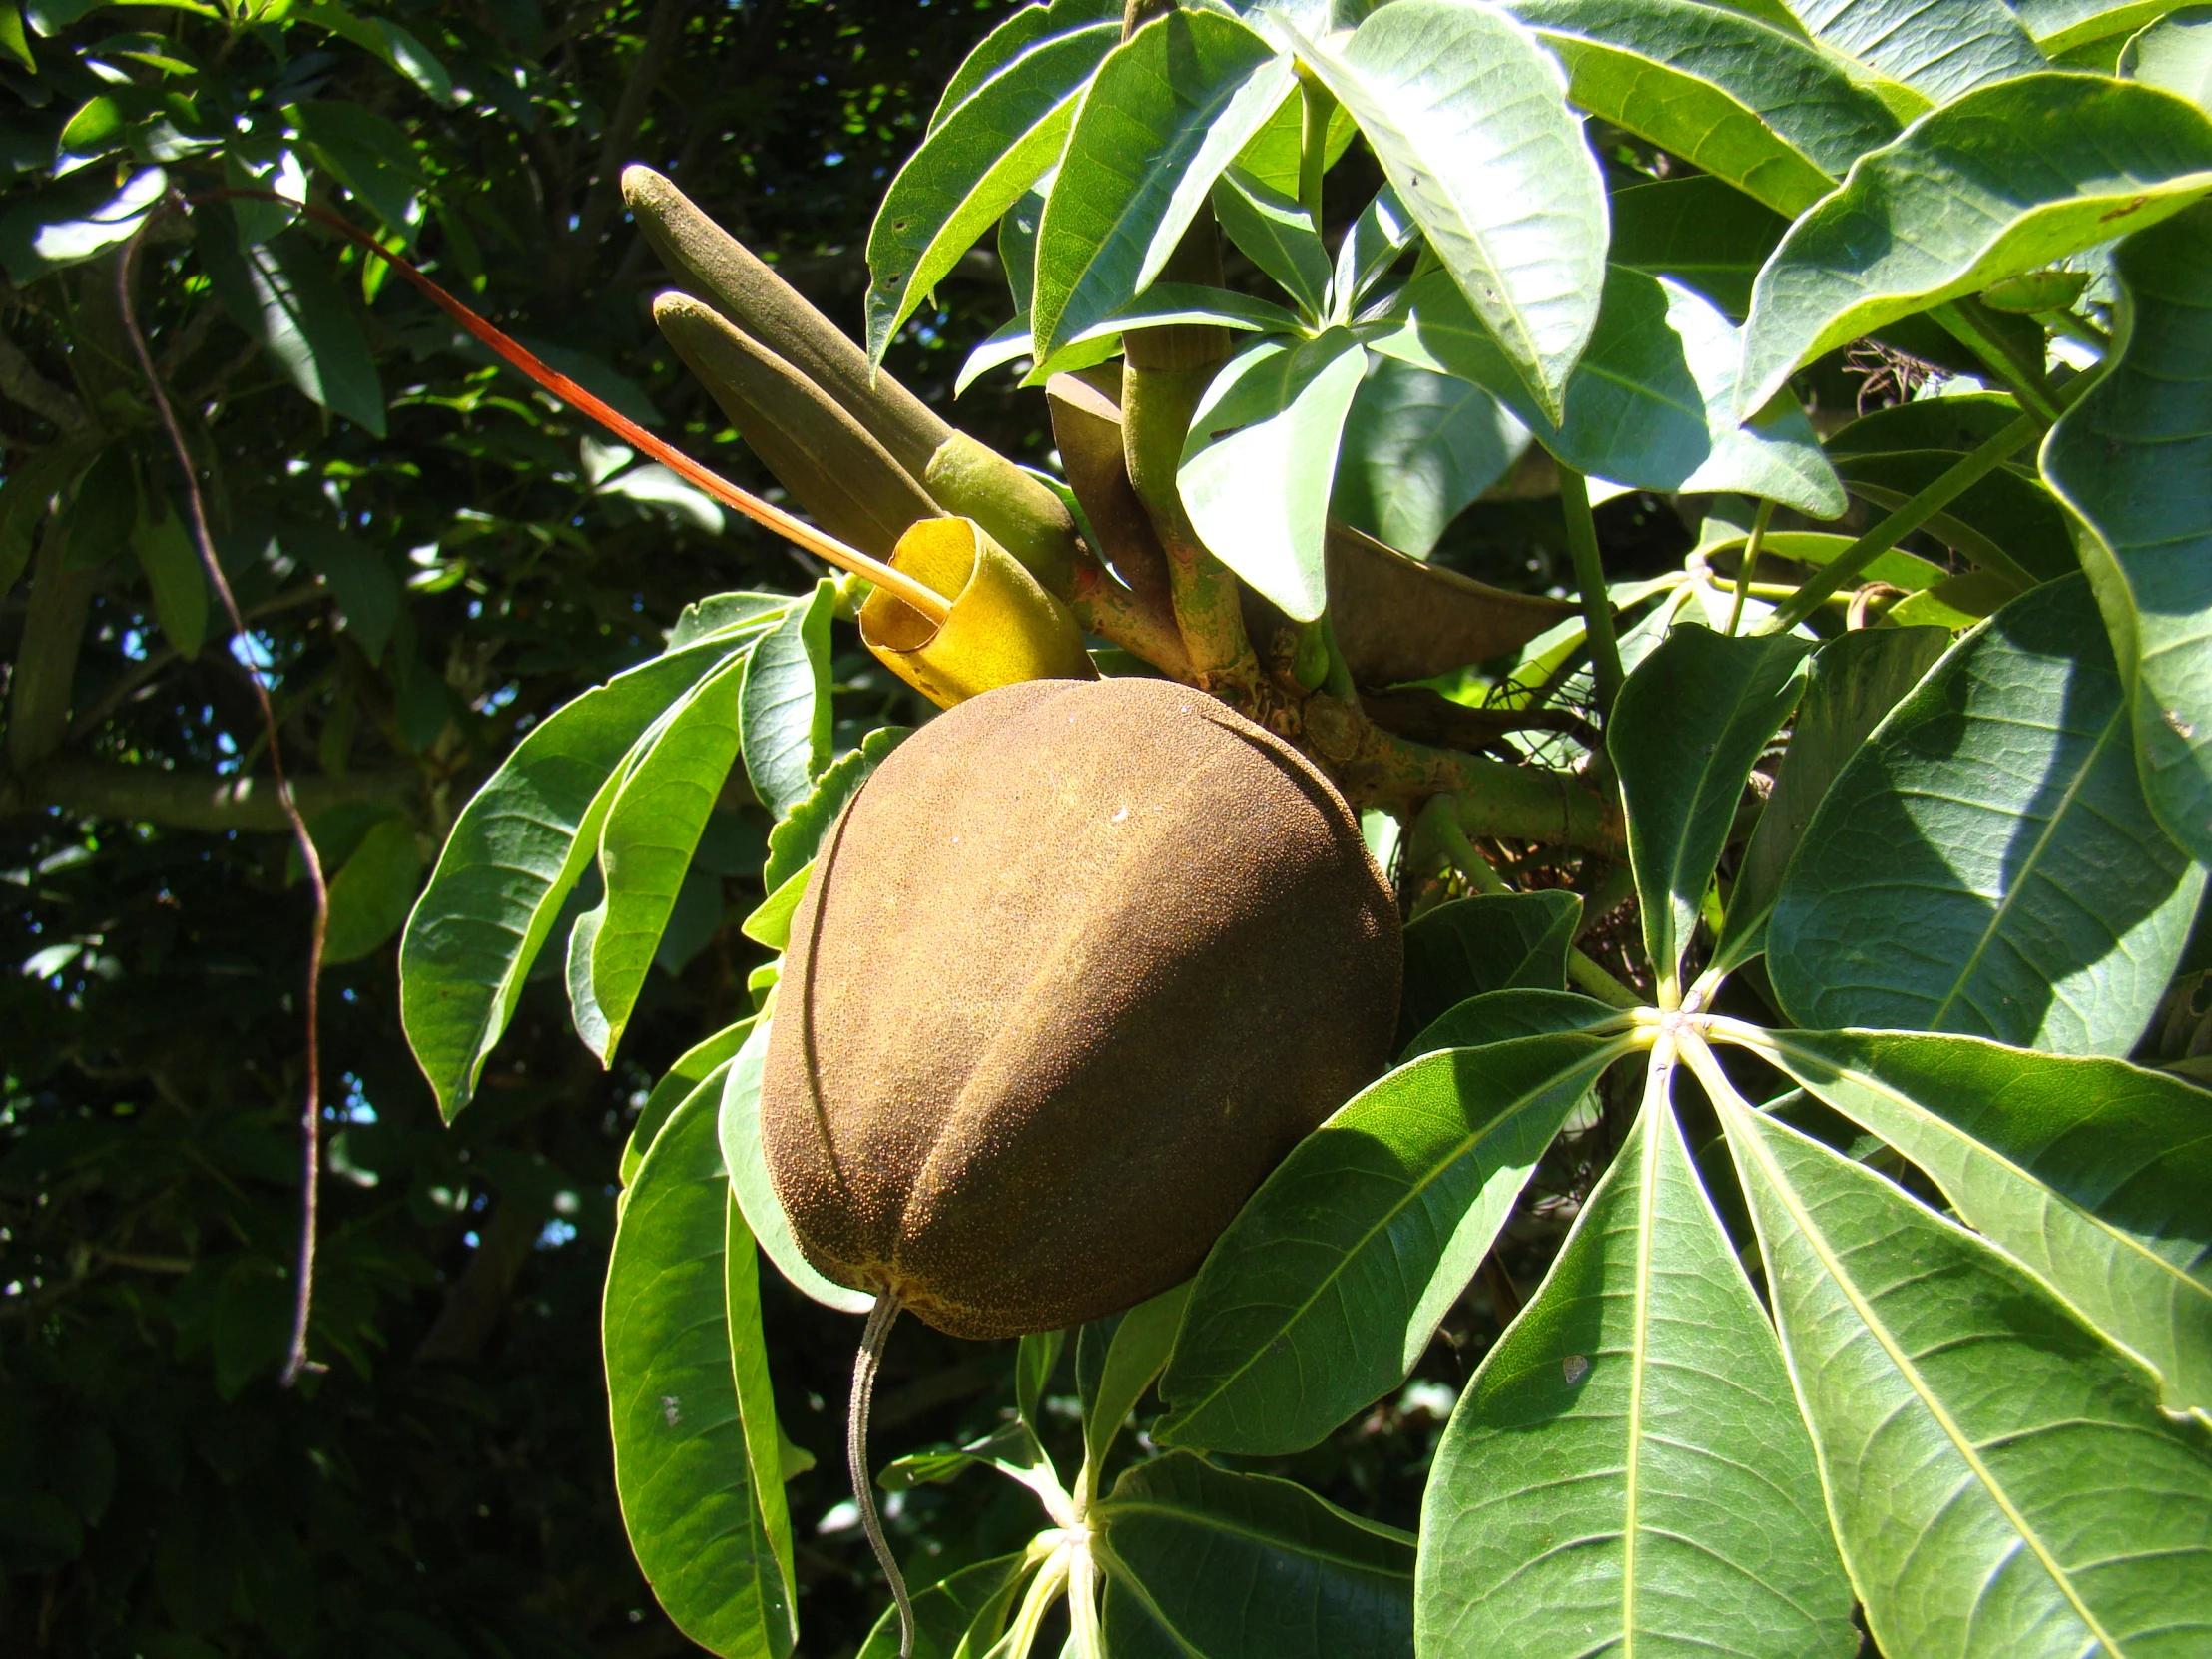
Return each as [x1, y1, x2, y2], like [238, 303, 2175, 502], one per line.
[1165, 1035, 1637, 1426]
[1757, 1027, 2212, 1327]
[1620, 1053, 1668, 1655]
[1724, 1098, 2129, 1655]
[1924, 700, 2124, 1035]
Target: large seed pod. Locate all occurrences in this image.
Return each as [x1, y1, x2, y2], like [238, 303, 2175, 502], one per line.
[762, 676, 1401, 1339]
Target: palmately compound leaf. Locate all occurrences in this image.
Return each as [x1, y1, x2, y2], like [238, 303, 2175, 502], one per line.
[864, 18, 1117, 364]
[1610, 622, 1813, 998]
[1738, 73, 2212, 414]
[1419, 1060, 1854, 1659]
[1029, 6, 1290, 359]
[573, 649, 753, 1061]
[1155, 1031, 1636, 1456]
[1178, 328, 1367, 623]
[2043, 199, 2212, 863]
[1373, 265, 1844, 516]
[1297, 0, 1607, 424]
[1713, 625, 1950, 975]
[738, 580, 834, 820]
[1330, 354, 1528, 559]
[1727, 1022, 2212, 1416]
[1715, 1090, 2212, 1659]
[1769, 574, 2206, 1056]
[1097, 1452, 1414, 1659]
[400, 636, 745, 1120]
[605, 1081, 794, 1658]
[1506, 0, 1900, 216]
[1781, 0, 2046, 105]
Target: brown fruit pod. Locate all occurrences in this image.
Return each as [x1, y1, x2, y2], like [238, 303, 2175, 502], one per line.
[761, 676, 1402, 1339]
[858, 517, 1093, 708]
[652, 292, 941, 561]
[622, 164, 950, 479]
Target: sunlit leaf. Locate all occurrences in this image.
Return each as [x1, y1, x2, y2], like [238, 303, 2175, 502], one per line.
[1769, 575, 2206, 1054]
[1716, 1090, 2212, 1659]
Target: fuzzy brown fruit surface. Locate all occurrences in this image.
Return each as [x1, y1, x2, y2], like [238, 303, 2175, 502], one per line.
[762, 676, 1402, 1340]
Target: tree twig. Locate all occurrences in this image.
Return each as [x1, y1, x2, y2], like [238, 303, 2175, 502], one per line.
[118, 206, 331, 1388]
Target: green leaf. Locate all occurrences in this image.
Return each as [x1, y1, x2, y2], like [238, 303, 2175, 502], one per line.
[130, 498, 208, 660]
[1398, 890, 1583, 1045]
[2120, 6, 2212, 104]
[1508, 0, 1901, 216]
[739, 581, 834, 820]
[1611, 622, 1813, 996]
[1083, 1280, 1191, 1479]
[296, 2, 456, 105]
[401, 638, 737, 1120]
[1714, 625, 1949, 974]
[1769, 575, 2207, 1054]
[1374, 265, 1846, 516]
[197, 222, 386, 436]
[1418, 1067, 1854, 1659]
[2013, 0, 2179, 55]
[1016, 1328, 1065, 1442]
[1330, 355, 1528, 558]
[1211, 166, 1331, 318]
[0, 436, 98, 601]
[1737, 74, 2212, 415]
[928, 0, 1119, 131]
[1297, 0, 1608, 424]
[864, 21, 1117, 363]
[1783, 0, 2046, 103]
[1606, 175, 1788, 320]
[740, 862, 809, 951]
[726, 1197, 799, 1650]
[1178, 329, 1367, 623]
[670, 591, 797, 652]
[2044, 200, 2212, 862]
[856, 1550, 1037, 1659]
[1030, 8, 1290, 359]
[718, 1017, 874, 1314]
[604, 1083, 792, 1659]
[1097, 1452, 1414, 1659]
[1231, 60, 1359, 202]
[0, 4, 33, 72]
[762, 727, 908, 895]
[877, 1420, 1049, 1493]
[624, 1020, 755, 1189]
[573, 649, 753, 1059]
[1155, 1032, 1636, 1455]
[1831, 447, 2073, 586]
[1714, 1088, 2212, 1659]
[321, 818, 422, 965]
[1330, 184, 1418, 323]
[288, 101, 423, 240]
[1739, 1023, 2212, 1414]
[1400, 987, 1630, 1060]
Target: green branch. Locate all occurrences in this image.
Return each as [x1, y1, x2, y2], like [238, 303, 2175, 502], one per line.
[1757, 412, 2040, 634]
[1558, 465, 1622, 718]
[4, 760, 416, 831]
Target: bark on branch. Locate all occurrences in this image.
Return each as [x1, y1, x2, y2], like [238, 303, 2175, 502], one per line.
[3, 759, 416, 830]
